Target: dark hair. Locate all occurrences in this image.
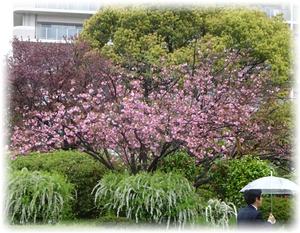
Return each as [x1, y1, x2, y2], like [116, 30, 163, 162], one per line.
[244, 189, 262, 205]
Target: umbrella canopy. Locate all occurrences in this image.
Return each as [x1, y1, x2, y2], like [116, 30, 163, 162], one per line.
[240, 176, 298, 194]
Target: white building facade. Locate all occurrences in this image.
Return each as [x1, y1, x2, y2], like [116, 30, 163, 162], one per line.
[13, 1, 100, 42]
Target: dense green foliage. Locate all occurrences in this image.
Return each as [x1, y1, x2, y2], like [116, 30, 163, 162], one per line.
[93, 172, 200, 226]
[81, 7, 204, 67]
[209, 156, 274, 207]
[250, 100, 293, 167]
[260, 196, 294, 224]
[196, 185, 219, 204]
[10, 150, 108, 218]
[97, 211, 134, 225]
[205, 8, 291, 84]
[6, 168, 74, 224]
[81, 7, 291, 83]
[157, 150, 201, 183]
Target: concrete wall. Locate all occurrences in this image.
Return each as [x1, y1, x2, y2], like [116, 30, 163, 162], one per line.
[22, 14, 36, 26]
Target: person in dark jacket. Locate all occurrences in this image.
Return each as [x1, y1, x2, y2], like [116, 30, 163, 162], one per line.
[237, 189, 276, 227]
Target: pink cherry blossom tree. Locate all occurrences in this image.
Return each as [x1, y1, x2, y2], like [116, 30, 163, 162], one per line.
[9, 39, 277, 175]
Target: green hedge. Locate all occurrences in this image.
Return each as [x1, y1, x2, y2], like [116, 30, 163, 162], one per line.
[10, 150, 108, 218]
[93, 172, 201, 226]
[6, 168, 74, 224]
[209, 156, 274, 208]
[260, 196, 294, 224]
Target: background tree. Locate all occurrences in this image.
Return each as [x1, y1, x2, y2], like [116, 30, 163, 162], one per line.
[205, 8, 291, 85]
[81, 7, 291, 83]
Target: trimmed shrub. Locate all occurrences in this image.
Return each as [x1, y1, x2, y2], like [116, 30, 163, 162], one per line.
[6, 168, 74, 224]
[260, 196, 294, 224]
[196, 184, 218, 204]
[209, 156, 275, 207]
[10, 150, 108, 218]
[157, 150, 201, 183]
[93, 172, 201, 227]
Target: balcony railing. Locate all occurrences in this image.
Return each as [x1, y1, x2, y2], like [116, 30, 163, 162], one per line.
[13, 26, 35, 40]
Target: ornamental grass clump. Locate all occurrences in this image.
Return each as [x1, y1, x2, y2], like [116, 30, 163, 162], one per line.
[93, 172, 200, 227]
[205, 199, 237, 228]
[10, 150, 108, 218]
[6, 168, 74, 224]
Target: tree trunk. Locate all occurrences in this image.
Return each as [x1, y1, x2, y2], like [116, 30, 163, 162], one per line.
[193, 177, 211, 188]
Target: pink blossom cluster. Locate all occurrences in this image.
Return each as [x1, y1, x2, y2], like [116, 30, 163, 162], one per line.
[9, 39, 275, 171]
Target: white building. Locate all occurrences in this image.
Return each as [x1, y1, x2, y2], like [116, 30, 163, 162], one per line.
[253, 3, 298, 32]
[13, 1, 100, 42]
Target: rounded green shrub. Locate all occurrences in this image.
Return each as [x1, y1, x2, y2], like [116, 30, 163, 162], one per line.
[93, 172, 201, 226]
[157, 150, 201, 183]
[209, 156, 275, 208]
[6, 168, 74, 224]
[196, 184, 218, 204]
[10, 150, 108, 218]
[260, 196, 294, 224]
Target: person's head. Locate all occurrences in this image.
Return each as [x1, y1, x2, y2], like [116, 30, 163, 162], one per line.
[244, 189, 262, 208]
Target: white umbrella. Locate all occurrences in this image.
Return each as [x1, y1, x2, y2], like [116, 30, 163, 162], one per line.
[240, 174, 298, 212]
[240, 176, 298, 194]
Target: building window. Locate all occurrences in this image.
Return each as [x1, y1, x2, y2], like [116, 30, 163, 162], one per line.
[36, 23, 82, 40]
